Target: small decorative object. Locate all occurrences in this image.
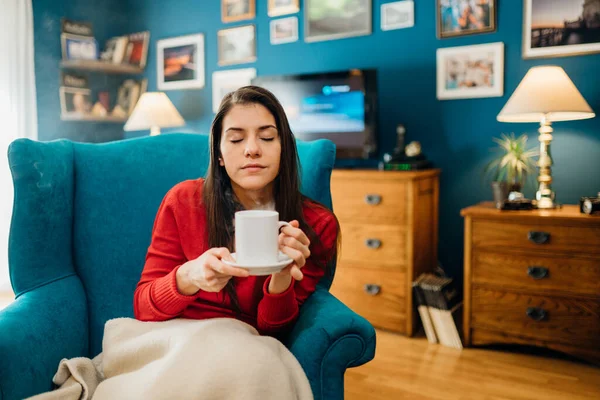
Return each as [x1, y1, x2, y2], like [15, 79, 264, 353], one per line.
[217, 25, 257, 66]
[381, 1, 415, 31]
[437, 0, 496, 38]
[111, 104, 127, 118]
[484, 133, 538, 208]
[61, 34, 99, 60]
[157, 34, 205, 90]
[222, 0, 255, 23]
[98, 91, 110, 111]
[405, 141, 421, 157]
[117, 79, 148, 116]
[59, 87, 92, 117]
[524, 0, 600, 59]
[381, 124, 432, 171]
[91, 102, 108, 117]
[268, 0, 300, 17]
[125, 31, 150, 68]
[61, 72, 88, 89]
[580, 193, 600, 215]
[270, 17, 299, 45]
[436, 42, 504, 100]
[60, 18, 93, 36]
[124, 92, 185, 136]
[305, 0, 372, 43]
[212, 68, 257, 113]
[497, 66, 595, 209]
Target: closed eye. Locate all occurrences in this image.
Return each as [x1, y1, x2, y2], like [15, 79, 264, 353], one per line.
[261, 138, 275, 141]
[230, 139, 243, 143]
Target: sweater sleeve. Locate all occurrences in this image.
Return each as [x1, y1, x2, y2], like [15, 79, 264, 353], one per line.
[134, 189, 199, 321]
[257, 211, 338, 334]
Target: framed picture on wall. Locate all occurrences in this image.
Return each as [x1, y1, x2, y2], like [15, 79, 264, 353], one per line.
[523, 0, 600, 59]
[268, 0, 300, 17]
[436, 42, 504, 100]
[157, 34, 205, 91]
[59, 87, 92, 117]
[222, 0, 256, 23]
[217, 25, 257, 66]
[381, 1, 415, 31]
[305, 0, 372, 43]
[437, 0, 496, 39]
[270, 17, 299, 44]
[61, 34, 99, 60]
[212, 68, 257, 113]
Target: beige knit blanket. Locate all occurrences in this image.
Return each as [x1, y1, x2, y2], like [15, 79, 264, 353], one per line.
[28, 317, 313, 400]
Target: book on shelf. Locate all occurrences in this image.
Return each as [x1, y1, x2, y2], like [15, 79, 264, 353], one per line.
[414, 273, 463, 349]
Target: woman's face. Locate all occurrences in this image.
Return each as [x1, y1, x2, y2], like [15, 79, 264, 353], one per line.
[219, 103, 281, 194]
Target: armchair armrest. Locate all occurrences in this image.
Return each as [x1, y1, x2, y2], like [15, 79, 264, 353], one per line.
[0, 275, 88, 400]
[286, 288, 376, 400]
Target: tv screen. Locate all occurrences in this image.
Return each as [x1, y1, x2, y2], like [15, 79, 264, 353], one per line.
[251, 69, 377, 159]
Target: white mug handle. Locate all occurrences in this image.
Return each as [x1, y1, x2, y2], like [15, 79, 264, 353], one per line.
[278, 221, 291, 233]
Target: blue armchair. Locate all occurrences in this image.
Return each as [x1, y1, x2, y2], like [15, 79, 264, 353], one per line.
[0, 134, 376, 400]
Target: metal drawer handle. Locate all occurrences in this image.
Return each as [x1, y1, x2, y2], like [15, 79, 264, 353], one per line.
[528, 231, 550, 244]
[526, 307, 548, 321]
[365, 238, 382, 249]
[364, 284, 381, 296]
[364, 194, 381, 205]
[527, 266, 549, 280]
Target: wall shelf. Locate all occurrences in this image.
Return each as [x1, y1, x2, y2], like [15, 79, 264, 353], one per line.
[60, 60, 144, 75]
[61, 114, 128, 123]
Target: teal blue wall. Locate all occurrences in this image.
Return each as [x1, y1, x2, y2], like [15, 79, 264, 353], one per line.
[35, 0, 600, 280]
[33, 0, 134, 143]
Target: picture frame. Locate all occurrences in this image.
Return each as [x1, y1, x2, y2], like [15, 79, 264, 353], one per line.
[212, 68, 257, 113]
[436, 42, 504, 100]
[270, 17, 299, 45]
[217, 25, 257, 66]
[59, 87, 92, 117]
[268, 0, 300, 17]
[117, 79, 148, 116]
[61, 34, 99, 60]
[523, 0, 600, 59]
[381, 1, 415, 31]
[305, 0, 372, 43]
[222, 0, 255, 23]
[436, 0, 496, 39]
[157, 34, 205, 91]
[125, 31, 150, 68]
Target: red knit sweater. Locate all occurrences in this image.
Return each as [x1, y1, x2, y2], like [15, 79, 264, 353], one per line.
[134, 178, 338, 335]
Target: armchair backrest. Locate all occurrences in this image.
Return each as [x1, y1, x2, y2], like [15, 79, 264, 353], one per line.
[8, 133, 336, 356]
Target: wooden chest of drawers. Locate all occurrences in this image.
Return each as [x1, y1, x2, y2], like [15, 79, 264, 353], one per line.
[329, 169, 440, 335]
[461, 203, 600, 364]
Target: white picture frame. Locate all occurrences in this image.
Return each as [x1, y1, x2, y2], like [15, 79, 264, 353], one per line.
[305, 0, 372, 43]
[523, 0, 600, 59]
[436, 42, 504, 100]
[270, 17, 299, 45]
[157, 34, 205, 91]
[218, 25, 257, 66]
[212, 68, 257, 113]
[381, 1, 414, 31]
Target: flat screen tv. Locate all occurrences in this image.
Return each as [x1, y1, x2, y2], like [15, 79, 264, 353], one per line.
[251, 69, 377, 160]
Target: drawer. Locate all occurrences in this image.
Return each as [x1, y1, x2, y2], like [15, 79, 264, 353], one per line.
[472, 219, 600, 255]
[331, 179, 407, 224]
[472, 251, 600, 297]
[330, 266, 406, 333]
[339, 223, 406, 267]
[471, 287, 600, 346]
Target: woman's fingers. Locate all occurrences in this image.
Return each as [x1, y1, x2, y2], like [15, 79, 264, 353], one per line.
[279, 222, 310, 247]
[279, 234, 311, 259]
[280, 245, 306, 268]
[206, 254, 249, 278]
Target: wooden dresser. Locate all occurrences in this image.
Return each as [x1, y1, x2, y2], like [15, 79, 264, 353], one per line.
[329, 169, 440, 336]
[461, 202, 600, 364]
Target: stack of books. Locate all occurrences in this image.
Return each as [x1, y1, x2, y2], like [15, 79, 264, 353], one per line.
[413, 273, 463, 349]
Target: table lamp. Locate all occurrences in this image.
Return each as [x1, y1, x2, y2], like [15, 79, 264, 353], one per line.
[124, 92, 185, 136]
[497, 66, 595, 209]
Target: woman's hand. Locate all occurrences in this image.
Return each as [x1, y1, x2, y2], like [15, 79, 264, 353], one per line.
[176, 247, 249, 295]
[269, 220, 311, 294]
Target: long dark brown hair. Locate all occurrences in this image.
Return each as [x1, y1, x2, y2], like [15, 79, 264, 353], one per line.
[203, 86, 339, 311]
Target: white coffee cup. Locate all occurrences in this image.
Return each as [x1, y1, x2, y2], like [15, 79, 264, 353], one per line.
[234, 210, 290, 266]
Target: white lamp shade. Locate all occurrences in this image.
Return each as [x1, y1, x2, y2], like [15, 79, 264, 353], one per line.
[124, 92, 185, 132]
[497, 66, 595, 123]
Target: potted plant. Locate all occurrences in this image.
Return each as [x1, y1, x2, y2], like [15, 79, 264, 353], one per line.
[484, 133, 538, 208]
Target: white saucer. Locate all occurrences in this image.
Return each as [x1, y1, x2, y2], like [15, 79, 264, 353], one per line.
[223, 252, 293, 276]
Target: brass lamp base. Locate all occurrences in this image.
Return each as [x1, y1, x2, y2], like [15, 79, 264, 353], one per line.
[536, 118, 556, 209]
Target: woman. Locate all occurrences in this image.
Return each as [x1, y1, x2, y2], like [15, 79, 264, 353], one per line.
[134, 86, 340, 336]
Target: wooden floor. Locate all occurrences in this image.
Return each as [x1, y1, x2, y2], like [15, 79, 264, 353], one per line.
[345, 330, 600, 400]
[0, 290, 14, 311]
